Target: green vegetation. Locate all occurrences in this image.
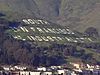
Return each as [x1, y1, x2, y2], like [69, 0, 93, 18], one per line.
[6, 18, 98, 44]
[0, 13, 100, 67]
[77, 46, 100, 62]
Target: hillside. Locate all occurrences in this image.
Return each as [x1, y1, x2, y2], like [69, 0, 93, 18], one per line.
[6, 18, 97, 44]
[0, 0, 100, 35]
[0, 16, 99, 66]
[0, 0, 100, 66]
[76, 3, 100, 34]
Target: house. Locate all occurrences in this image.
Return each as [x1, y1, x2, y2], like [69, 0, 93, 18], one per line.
[57, 69, 70, 75]
[20, 71, 31, 75]
[70, 71, 77, 75]
[73, 69, 82, 72]
[17, 71, 52, 75]
[51, 66, 62, 69]
[57, 70, 65, 75]
[43, 72, 52, 75]
[14, 65, 27, 70]
[2, 65, 12, 71]
[70, 62, 80, 69]
[95, 65, 100, 69]
[37, 67, 46, 71]
[11, 71, 20, 75]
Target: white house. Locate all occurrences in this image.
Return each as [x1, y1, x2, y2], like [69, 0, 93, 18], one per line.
[71, 71, 77, 75]
[19, 71, 52, 75]
[37, 67, 46, 71]
[2, 65, 11, 71]
[14, 65, 27, 70]
[57, 69, 67, 75]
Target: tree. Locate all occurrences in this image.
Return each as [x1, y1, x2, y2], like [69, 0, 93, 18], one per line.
[84, 27, 99, 38]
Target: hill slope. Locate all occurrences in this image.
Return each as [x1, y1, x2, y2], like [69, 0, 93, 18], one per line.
[0, 0, 100, 34]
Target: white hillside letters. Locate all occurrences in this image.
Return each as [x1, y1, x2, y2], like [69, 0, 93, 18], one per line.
[22, 19, 75, 35]
[22, 19, 50, 25]
[36, 27, 75, 35]
[37, 27, 45, 33]
[9, 18, 94, 43]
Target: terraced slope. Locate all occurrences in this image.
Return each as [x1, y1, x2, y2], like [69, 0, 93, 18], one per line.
[6, 18, 97, 44]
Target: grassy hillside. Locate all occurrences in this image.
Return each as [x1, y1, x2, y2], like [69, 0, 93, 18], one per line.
[0, 17, 100, 66]
[0, 0, 100, 35]
[6, 18, 98, 44]
[77, 46, 100, 62]
[0, 0, 100, 65]
[58, 0, 100, 34]
[75, 3, 100, 35]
